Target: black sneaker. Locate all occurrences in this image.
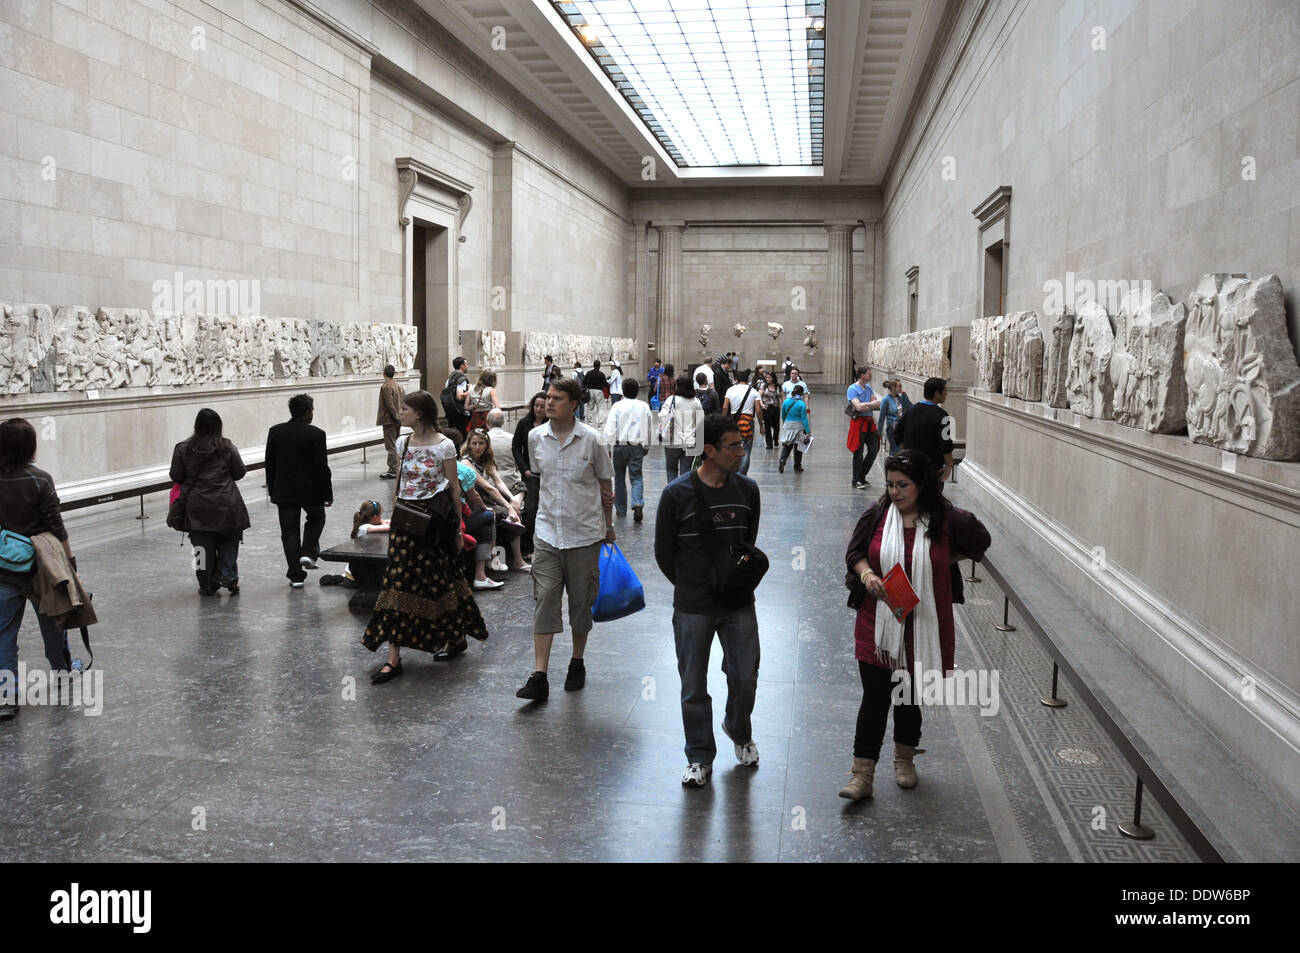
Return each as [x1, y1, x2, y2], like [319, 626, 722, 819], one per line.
[516, 671, 549, 700]
[564, 658, 586, 692]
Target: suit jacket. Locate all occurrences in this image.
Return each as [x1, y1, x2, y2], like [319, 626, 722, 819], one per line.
[266, 419, 333, 506]
[376, 378, 404, 426]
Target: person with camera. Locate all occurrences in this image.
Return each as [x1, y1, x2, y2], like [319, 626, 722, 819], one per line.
[654, 414, 766, 788]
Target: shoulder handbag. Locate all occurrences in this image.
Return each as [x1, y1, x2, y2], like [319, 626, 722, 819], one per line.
[692, 472, 768, 606]
[731, 382, 755, 440]
[657, 396, 677, 445]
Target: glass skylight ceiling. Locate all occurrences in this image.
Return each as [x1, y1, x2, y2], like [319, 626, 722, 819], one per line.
[551, 0, 825, 168]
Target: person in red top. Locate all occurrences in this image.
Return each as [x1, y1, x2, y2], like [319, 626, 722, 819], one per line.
[840, 449, 990, 800]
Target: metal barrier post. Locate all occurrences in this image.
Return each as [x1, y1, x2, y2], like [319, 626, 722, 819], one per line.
[1041, 662, 1067, 708]
[994, 595, 1017, 631]
[964, 559, 981, 583]
[135, 496, 148, 521]
[1118, 777, 1155, 840]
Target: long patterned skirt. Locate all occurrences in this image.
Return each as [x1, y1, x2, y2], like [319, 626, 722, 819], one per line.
[362, 509, 489, 654]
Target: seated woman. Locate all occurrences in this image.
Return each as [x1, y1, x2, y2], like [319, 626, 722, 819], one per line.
[456, 457, 504, 590]
[461, 429, 529, 572]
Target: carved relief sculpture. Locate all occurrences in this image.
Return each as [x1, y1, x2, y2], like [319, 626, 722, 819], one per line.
[1002, 311, 1043, 401]
[1042, 310, 1075, 409]
[1185, 274, 1300, 459]
[733, 323, 747, 338]
[1065, 301, 1115, 419]
[767, 322, 783, 341]
[699, 324, 712, 351]
[973, 314, 1007, 392]
[803, 325, 818, 351]
[1109, 288, 1187, 433]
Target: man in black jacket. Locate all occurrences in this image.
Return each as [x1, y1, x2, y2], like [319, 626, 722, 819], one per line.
[893, 377, 955, 482]
[266, 394, 333, 588]
[654, 414, 762, 788]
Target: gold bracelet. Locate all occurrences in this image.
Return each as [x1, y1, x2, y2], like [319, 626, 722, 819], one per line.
[860, 570, 875, 585]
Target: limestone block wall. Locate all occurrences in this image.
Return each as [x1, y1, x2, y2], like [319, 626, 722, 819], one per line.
[874, 0, 1300, 807]
[877, 0, 1300, 340]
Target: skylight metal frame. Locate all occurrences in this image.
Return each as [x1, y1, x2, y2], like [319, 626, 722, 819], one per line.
[549, 0, 825, 169]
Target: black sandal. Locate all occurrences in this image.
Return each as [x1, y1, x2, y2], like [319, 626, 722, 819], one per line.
[371, 660, 404, 683]
[433, 638, 468, 661]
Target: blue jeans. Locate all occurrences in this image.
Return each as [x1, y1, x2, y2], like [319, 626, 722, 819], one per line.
[0, 578, 69, 702]
[673, 604, 760, 764]
[189, 531, 240, 591]
[739, 436, 753, 475]
[611, 444, 646, 515]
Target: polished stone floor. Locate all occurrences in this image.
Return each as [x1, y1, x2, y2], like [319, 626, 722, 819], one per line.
[0, 438, 1200, 862]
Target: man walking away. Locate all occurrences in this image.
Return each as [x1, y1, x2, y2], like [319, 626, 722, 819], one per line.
[602, 378, 654, 523]
[721, 368, 759, 475]
[894, 377, 955, 482]
[654, 414, 763, 788]
[376, 364, 404, 479]
[846, 366, 881, 488]
[584, 359, 609, 430]
[440, 356, 471, 443]
[266, 394, 333, 588]
[573, 362, 587, 421]
[517, 377, 616, 701]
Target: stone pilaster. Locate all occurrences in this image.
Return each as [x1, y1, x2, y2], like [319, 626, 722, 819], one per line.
[653, 221, 685, 369]
[824, 221, 857, 386]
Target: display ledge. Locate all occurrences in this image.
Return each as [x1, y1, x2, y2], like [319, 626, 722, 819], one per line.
[969, 391, 1300, 510]
[0, 372, 420, 414]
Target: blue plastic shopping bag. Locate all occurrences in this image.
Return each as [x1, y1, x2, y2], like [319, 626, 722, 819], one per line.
[591, 543, 646, 622]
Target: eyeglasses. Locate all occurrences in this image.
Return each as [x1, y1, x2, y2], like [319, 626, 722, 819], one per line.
[718, 441, 744, 451]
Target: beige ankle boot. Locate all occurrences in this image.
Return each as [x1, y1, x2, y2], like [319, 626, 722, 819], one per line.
[894, 744, 919, 788]
[838, 757, 876, 800]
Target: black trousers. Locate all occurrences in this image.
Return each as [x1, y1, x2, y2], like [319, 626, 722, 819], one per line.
[853, 661, 922, 760]
[278, 504, 326, 581]
[762, 405, 780, 447]
[852, 429, 881, 484]
[521, 474, 540, 557]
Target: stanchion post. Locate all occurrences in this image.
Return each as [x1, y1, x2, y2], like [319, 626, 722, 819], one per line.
[1041, 662, 1068, 708]
[1118, 777, 1156, 840]
[994, 595, 1017, 632]
[135, 496, 148, 521]
[964, 559, 981, 583]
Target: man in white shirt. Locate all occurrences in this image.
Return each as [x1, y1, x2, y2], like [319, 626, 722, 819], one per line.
[519, 377, 616, 702]
[602, 378, 655, 523]
[486, 409, 523, 502]
[721, 368, 760, 475]
[693, 361, 714, 392]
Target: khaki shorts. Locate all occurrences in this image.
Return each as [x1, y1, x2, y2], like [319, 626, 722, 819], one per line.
[532, 538, 602, 636]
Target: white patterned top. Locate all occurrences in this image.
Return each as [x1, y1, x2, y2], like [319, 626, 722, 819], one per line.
[397, 435, 455, 500]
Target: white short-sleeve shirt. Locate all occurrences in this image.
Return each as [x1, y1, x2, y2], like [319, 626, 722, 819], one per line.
[528, 420, 614, 549]
[724, 381, 759, 416]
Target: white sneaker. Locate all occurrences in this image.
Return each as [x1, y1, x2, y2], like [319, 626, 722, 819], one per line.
[299, 555, 317, 570]
[721, 721, 759, 766]
[488, 554, 508, 572]
[472, 578, 503, 590]
[289, 580, 305, 589]
[681, 763, 712, 787]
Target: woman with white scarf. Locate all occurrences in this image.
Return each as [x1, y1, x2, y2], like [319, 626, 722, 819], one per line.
[840, 449, 991, 800]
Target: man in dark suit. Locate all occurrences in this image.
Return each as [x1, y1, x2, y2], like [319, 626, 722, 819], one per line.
[266, 393, 333, 588]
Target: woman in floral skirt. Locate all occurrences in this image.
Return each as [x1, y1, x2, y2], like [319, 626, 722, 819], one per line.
[363, 390, 488, 682]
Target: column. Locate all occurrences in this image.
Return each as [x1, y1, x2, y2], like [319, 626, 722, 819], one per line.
[824, 221, 857, 386]
[653, 221, 685, 371]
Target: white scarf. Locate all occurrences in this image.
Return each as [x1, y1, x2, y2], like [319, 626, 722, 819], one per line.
[873, 503, 945, 704]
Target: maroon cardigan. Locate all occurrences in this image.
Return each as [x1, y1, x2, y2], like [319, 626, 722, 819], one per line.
[844, 501, 991, 671]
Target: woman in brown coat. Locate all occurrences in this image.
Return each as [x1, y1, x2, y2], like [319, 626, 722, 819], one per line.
[840, 449, 991, 799]
[169, 408, 251, 595]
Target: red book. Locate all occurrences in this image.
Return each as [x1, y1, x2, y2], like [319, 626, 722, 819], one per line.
[881, 564, 920, 623]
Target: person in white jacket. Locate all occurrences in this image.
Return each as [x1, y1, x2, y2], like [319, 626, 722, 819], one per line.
[657, 374, 704, 482]
[602, 378, 655, 522]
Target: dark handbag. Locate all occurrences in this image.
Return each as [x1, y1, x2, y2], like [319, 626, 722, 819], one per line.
[391, 437, 458, 550]
[692, 473, 768, 606]
[166, 484, 188, 530]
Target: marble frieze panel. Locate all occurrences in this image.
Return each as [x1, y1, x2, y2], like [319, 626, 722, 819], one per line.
[0, 303, 418, 395]
[1066, 301, 1115, 419]
[1001, 311, 1043, 401]
[1185, 274, 1300, 459]
[1042, 310, 1075, 409]
[1110, 288, 1188, 433]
